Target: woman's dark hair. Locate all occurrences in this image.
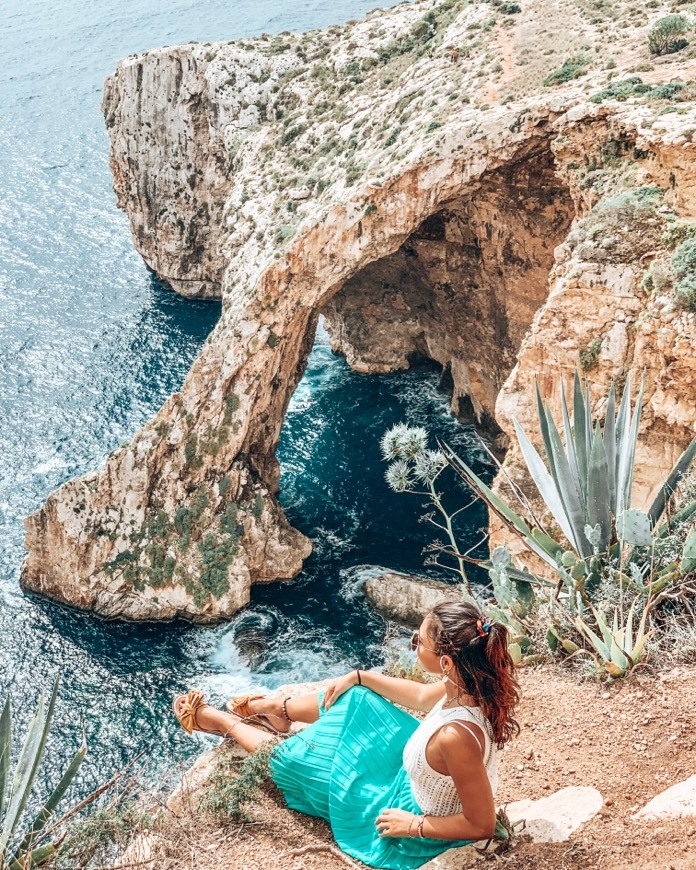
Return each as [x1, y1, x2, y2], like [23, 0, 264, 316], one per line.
[427, 600, 520, 748]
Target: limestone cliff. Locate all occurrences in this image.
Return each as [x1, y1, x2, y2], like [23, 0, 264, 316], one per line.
[21, 0, 696, 620]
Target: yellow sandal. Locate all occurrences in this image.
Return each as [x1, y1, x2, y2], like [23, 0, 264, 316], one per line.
[172, 690, 236, 738]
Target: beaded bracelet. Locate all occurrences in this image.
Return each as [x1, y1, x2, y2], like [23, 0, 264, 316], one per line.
[417, 816, 426, 838]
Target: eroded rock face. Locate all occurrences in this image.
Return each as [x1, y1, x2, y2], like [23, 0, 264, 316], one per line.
[323, 151, 574, 426]
[21, 0, 696, 620]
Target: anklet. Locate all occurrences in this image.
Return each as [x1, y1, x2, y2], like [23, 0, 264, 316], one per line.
[281, 696, 294, 722]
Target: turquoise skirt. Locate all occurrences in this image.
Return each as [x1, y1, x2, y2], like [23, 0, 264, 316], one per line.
[269, 686, 471, 869]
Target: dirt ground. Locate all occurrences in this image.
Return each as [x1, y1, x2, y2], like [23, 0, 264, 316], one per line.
[135, 665, 696, 870]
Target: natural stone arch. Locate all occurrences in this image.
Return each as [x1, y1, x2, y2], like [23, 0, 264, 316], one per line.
[320, 148, 575, 434]
[22, 120, 575, 622]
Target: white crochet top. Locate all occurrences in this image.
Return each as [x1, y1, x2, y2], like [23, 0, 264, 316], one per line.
[402, 697, 499, 817]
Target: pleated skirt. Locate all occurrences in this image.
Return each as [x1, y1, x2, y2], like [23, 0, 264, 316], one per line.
[269, 686, 471, 869]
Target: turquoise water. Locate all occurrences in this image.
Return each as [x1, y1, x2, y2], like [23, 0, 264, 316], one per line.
[0, 0, 493, 789]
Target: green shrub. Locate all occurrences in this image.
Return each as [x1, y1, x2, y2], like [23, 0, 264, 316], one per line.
[579, 338, 602, 371]
[543, 55, 589, 86]
[672, 237, 696, 278]
[589, 76, 652, 103]
[280, 124, 306, 146]
[672, 238, 696, 309]
[273, 224, 295, 245]
[674, 276, 696, 310]
[200, 743, 275, 821]
[648, 15, 690, 56]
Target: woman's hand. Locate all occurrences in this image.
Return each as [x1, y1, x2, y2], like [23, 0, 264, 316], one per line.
[375, 808, 419, 838]
[322, 672, 359, 711]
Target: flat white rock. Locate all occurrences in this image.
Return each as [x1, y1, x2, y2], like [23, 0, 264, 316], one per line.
[418, 843, 485, 868]
[505, 786, 604, 842]
[634, 775, 696, 820]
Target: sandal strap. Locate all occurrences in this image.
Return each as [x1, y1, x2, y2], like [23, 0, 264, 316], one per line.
[229, 693, 265, 718]
[175, 690, 206, 734]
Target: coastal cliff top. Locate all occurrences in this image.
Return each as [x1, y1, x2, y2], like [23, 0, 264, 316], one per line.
[109, 664, 696, 869]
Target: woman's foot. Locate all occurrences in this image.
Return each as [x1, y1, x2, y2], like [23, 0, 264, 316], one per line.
[226, 694, 291, 734]
[173, 690, 241, 739]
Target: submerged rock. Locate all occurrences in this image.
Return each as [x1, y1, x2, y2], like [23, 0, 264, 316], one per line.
[364, 572, 459, 627]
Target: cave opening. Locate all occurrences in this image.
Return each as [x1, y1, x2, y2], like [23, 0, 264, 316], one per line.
[319, 147, 576, 443]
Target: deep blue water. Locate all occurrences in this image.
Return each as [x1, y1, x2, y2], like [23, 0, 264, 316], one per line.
[0, 0, 493, 792]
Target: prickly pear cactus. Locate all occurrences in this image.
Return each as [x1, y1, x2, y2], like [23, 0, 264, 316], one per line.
[616, 509, 653, 547]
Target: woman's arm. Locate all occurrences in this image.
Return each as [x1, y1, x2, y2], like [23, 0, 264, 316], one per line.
[375, 723, 495, 841]
[322, 669, 445, 713]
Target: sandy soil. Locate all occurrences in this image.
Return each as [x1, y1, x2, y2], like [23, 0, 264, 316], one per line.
[134, 665, 696, 870]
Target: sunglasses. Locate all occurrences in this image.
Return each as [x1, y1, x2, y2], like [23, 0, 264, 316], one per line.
[410, 631, 438, 653]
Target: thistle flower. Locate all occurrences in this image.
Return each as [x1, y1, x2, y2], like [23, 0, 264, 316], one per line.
[380, 423, 411, 460]
[413, 449, 447, 483]
[385, 459, 413, 493]
[399, 426, 429, 460]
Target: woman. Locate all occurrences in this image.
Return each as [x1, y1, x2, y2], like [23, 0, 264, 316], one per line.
[173, 600, 520, 869]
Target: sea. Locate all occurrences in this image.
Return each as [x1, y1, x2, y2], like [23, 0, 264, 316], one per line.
[0, 0, 493, 791]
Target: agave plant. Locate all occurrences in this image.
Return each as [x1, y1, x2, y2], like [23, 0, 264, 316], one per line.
[442, 372, 696, 575]
[574, 598, 652, 677]
[439, 373, 695, 675]
[1, 677, 87, 869]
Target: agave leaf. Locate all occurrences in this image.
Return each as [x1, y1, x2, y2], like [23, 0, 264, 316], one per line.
[0, 678, 59, 856]
[560, 381, 583, 501]
[440, 443, 560, 570]
[614, 371, 633, 515]
[575, 616, 610, 660]
[536, 380, 557, 478]
[603, 382, 617, 511]
[594, 607, 615, 651]
[648, 435, 696, 526]
[604, 661, 627, 677]
[586, 423, 612, 550]
[656, 499, 696, 538]
[14, 737, 87, 860]
[625, 599, 635, 653]
[545, 407, 590, 555]
[573, 372, 590, 495]
[8, 843, 57, 869]
[530, 530, 565, 567]
[514, 420, 578, 549]
[617, 373, 645, 515]
[0, 696, 10, 831]
[0, 697, 46, 855]
[680, 528, 696, 575]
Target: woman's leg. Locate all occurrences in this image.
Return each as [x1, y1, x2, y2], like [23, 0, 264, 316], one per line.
[249, 693, 321, 725]
[194, 705, 277, 754]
